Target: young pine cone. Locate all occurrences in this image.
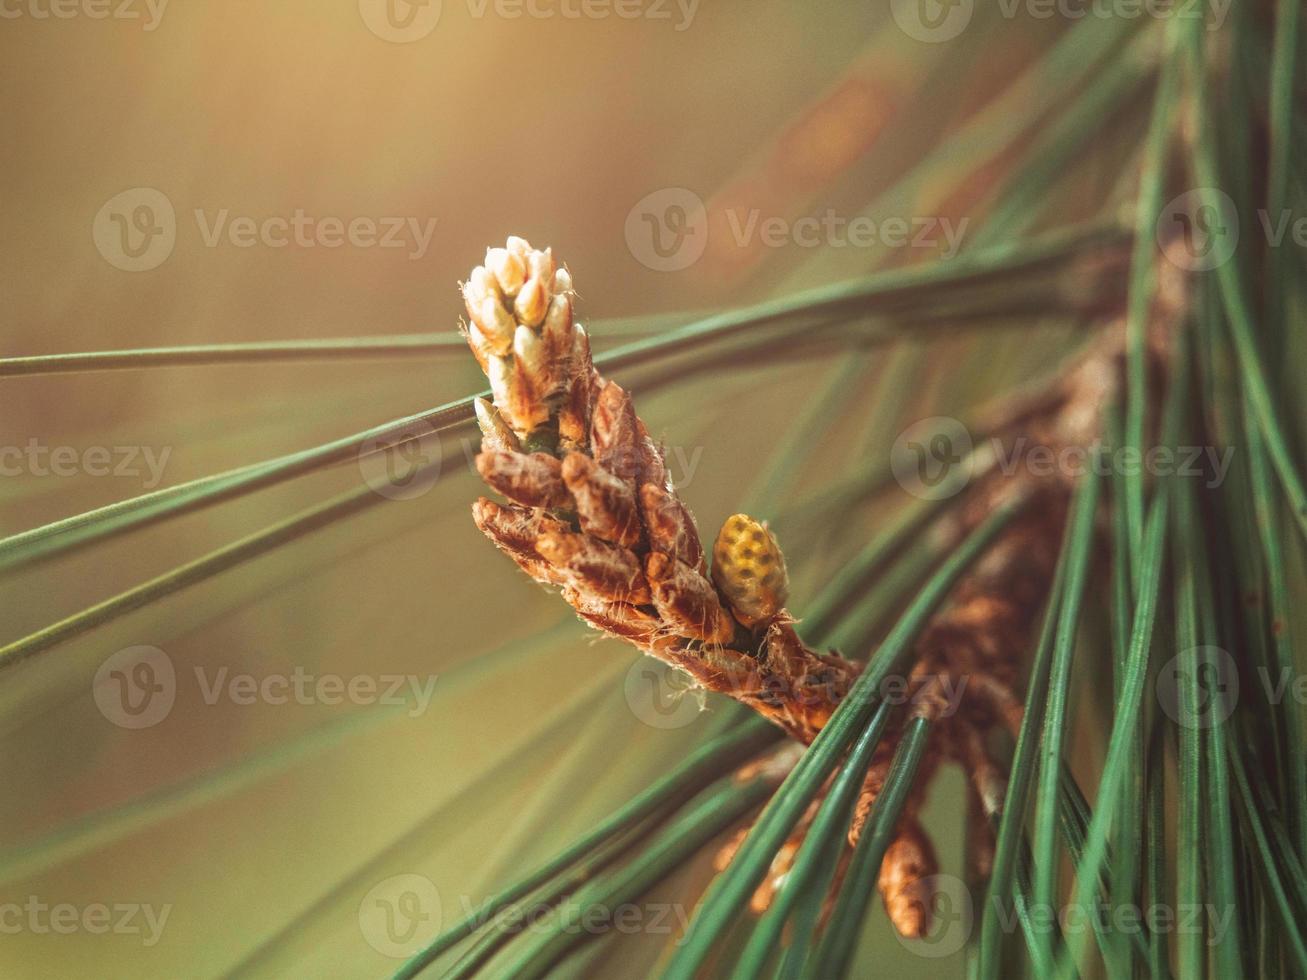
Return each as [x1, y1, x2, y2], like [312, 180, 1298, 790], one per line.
[458, 237, 1125, 942]
[464, 237, 857, 743]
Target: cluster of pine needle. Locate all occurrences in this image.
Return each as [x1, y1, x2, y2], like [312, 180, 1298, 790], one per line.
[397, 9, 1307, 980]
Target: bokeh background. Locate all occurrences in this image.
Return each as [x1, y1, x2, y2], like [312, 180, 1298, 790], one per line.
[2, 3, 1177, 976]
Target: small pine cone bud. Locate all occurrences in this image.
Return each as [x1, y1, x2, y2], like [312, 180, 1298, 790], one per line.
[558, 375, 592, 452]
[487, 355, 541, 434]
[591, 380, 642, 483]
[536, 530, 652, 605]
[474, 397, 521, 453]
[558, 327, 594, 451]
[462, 266, 498, 316]
[645, 551, 736, 644]
[514, 277, 549, 329]
[572, 322, 593, 373]
[465, 322, 492, 372]
[592, 381, 664, 488]
[572, 597, 661, 646]
[634, 419, 669, 493]
[513, 325, 556, 399]
[878, 820, 938, 940]
[561, 452, 641, 548]
[528, 247, 555, 285]
[473, 295, 516, 355]
[505, 236, 532, 263]
[712, 514, 790, 628]
[487, 247, 526, 297]
[639, 482, 704, 570]
[543, 293, 574, 351]
[472, 498, 570, 587]
[476, 450, 572, 510]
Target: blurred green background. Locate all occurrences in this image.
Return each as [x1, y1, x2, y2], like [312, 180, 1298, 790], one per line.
[1, 3, 1164, 976]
